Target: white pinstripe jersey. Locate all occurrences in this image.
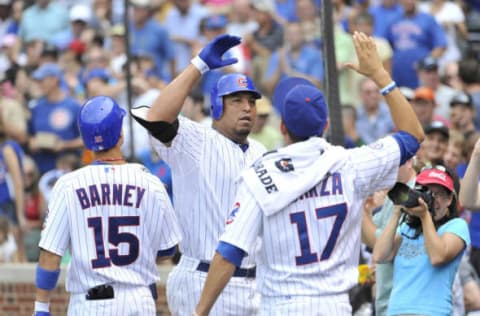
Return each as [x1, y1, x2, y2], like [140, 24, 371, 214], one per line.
[220, 136, 401, 297]
[39, 163, 182, 294]
[150, 116, 266, 267]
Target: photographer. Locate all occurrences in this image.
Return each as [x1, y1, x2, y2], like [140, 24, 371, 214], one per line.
[373, 166, 470, 316]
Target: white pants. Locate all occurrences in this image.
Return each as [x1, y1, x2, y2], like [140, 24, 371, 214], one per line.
[166, 255, 259, 316]
[260, 293, 352, 316]
[68, 284, 156, 316]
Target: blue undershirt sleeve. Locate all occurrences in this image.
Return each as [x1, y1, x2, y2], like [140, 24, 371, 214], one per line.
[392, 131, 420, 165]
[216, 241, 246, 267]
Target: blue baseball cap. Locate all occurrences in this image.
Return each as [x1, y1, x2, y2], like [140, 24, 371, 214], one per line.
[205, 15, 228, 29]
[275, 77, 328, 139]
[32, 63, 63, 80]
[84, 68, 110, 84]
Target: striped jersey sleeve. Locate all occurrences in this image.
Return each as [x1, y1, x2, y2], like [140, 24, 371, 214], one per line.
[39, 177, 70, 256]
[348, 135, 401, 198]
[219, 184, 262, 256]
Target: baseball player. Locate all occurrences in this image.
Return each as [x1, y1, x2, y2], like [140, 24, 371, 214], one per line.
[33, 96, 182, 316]
[131, 35, 266, 315]
[194, 31, 425, 316]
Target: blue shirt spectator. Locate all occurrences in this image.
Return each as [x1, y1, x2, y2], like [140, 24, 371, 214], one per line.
[369, 1, 403, 38]
[356, 102, 394, 144]
[19, 0, 69, 43]
[130, 1, 174, 81]
[389, 219, 469, 316]
[164, 1, 209, 76]
[28, 63, 82, 174]
[385, 4, 447, 88]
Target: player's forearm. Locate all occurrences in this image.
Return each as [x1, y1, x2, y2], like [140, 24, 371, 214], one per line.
[35, 250, 62, 311]
[195, 253, 236, 316]
[372, 210, 401, 263]
[459, 157, 480, 210]
[371, 70, 424, 142]
[147, 65, 201, 123]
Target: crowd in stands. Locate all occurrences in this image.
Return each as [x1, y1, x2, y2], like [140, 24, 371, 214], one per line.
[1, 0, 480, 314]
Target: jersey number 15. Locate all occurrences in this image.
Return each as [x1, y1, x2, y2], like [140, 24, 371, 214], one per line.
[290, 203, 347, 265]
[88, 216, 140, 269]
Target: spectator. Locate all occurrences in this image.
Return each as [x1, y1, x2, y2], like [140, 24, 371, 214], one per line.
[458, 256, 480, 314]
[374, 165, 469, 316]
[22, 155, 42, 262]
[249, 96, 282, 150]
[5, 0, 23, 36]
[28, 63, 83, 175]
[108, 24, 127, 78]
[443, 61, 464, 91]
[0, 216, 17, 262]
[180, 89, 211, 126]
[411, 87, 448, 127]
[262, 21, 323, 96]
[225, 0, 258, 37]
[0, 0, 12, 39]
[245, 0, 284, 90]
[419, 0, 468, 72]
[458, 58, 480, 130]
[419, 120, 449, 165]
[18, 0, 69, 44]
[355, 78, 394, 144]
[164, 0, 209, 76]
[130, 0, 175, 81]
[369, 0, 403, 38]
[0, 118, 25, 262]
[416, 56, 458, 120]
[50, 4, 92, 53]
[296, 0, 321, 48]
[450, 92, 477, 139]
[342, 104, 366, 147]
[385, 0, 447, 88]
[443, 130, 466, 176]
[459, 137, 480, 277]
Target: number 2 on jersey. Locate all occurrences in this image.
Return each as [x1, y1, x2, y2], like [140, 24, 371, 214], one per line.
[290, 203, 347, 265]
[88, 216, 140, 268]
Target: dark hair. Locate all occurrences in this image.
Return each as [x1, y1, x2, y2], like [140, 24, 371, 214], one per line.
[401, 164, 460, 239]
[458, 58, 480, 84]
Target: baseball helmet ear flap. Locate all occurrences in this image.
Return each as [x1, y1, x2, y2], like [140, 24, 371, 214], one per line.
[210, 85, 224, 120]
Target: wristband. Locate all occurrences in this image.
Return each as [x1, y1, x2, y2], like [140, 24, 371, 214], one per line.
[380, 81, 397, 96]
[36, 265, 60, 291]
[34, 301, 50, 312]
[191, 56, 209, 75]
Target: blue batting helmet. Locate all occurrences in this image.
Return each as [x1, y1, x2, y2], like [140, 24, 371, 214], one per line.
[78, 96, 126, 151]
[210, 73, 261, 120]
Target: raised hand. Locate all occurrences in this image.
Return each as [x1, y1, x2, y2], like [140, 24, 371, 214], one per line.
[345, 31, 384, 79]
[197, 34, 241, 71]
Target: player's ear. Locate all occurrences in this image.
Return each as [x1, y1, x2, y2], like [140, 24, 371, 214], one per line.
[322, 120, 330, 135]
[280, 121, 288, 136]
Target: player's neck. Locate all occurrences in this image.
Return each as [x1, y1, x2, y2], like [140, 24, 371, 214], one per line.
[93, 148, 126, 165]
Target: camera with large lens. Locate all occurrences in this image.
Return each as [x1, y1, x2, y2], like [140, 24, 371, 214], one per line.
[387, 182, 435, 228]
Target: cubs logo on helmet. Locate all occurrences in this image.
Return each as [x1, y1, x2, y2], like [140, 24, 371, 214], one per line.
[210, 73, 262, 120]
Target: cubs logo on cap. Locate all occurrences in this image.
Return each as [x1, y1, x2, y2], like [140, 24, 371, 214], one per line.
[237, 77, 248, 88]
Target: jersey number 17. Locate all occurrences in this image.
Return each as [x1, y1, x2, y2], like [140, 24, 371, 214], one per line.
[290, 203, 347, 265]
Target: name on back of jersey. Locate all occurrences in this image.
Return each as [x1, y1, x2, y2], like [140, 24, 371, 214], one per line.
[75, 184, 146, 209]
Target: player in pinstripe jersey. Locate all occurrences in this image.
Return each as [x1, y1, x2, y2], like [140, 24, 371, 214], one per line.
[33, 96, 182, 316]
[131, 35, 266, 315]
[195, 32, 425, 316]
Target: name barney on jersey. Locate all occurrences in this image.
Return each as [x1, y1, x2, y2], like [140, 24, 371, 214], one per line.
[75, 184, 146, 209]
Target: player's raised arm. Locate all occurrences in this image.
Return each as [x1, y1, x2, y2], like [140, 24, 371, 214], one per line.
[144, 34, 240, 124]
[459, 138, 480, 210]
[345, 31, 424, 143]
